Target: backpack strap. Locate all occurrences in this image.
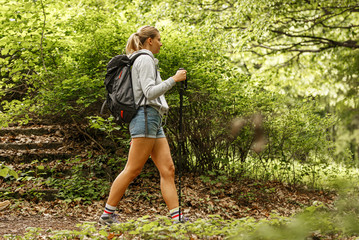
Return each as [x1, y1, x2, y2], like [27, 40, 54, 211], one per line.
[137, 94, 146, 107]
[144, 99, 148, 137]
[129, 52, 150, 65]
[100, 99, 107, 115]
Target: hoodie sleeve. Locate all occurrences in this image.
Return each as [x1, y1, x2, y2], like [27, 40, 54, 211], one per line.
[134, 55, 176, 100]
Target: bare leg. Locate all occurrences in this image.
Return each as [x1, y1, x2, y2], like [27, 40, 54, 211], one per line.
[106, 138, 156, 206]
[150, 137, 179, 210]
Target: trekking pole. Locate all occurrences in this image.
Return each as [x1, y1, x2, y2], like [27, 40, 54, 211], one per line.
[178, 68, 187, 222]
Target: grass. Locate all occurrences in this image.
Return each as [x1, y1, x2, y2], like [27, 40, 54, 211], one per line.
[234, 155, 359, 190]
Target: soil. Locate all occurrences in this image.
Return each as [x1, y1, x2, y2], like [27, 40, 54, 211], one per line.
[0, 175, 336, 237]
[0, 123, 337, 237]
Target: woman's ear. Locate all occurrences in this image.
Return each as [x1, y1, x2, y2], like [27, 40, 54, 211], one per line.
[147, 37, 153, 45]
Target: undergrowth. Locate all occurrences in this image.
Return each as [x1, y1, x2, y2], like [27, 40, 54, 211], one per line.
[234, 156, 359, 190]
[3, 199, 359, 240]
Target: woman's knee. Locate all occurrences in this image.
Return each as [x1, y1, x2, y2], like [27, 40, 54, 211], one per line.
[123, 167, 142, 180]
[160, 164, 175, 179]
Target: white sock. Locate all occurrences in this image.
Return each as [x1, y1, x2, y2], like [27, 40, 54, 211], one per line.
[101, 203, 116, 218]
[170, 207, 183, 221]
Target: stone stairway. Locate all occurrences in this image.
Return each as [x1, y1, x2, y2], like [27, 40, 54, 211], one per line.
[0, 125, 76, 163]
[0, 124, 83, 200]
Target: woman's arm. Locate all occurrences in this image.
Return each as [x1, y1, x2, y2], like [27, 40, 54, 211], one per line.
[136, 55, 176, 100]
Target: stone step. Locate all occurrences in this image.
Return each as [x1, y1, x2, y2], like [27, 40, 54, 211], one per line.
[0, 134, 63, 143]
[0, 142, 63, 150]
[0, 151, 77, 163]
[0, 124, 92, 201]
[0, 188, 58, 201]
[0, 126, 61, 136]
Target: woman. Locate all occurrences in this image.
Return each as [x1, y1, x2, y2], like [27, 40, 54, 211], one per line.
[99, 26, 187, 225]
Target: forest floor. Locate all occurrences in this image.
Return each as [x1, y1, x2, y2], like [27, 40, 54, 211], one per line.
[0, 175, 335, 237]
[0, 122, 336, 237]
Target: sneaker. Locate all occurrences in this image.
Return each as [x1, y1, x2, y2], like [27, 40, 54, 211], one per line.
[99, 214, 120, 226]
[173, 216, 189, 224]
[0, 201, 10, 211]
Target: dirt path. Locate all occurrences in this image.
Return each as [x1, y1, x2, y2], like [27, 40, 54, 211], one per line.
[0, 178, 336, 237]
[0, 201, 96, 236]
[0, 215, 80, 236]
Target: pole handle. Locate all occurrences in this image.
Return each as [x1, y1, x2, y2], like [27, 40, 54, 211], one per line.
[178, 68, 187, 89]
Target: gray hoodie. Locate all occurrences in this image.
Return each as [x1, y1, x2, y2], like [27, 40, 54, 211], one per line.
[130, 49, 176, 116]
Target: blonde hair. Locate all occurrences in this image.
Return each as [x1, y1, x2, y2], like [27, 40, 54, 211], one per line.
[126, 26, 159, 55]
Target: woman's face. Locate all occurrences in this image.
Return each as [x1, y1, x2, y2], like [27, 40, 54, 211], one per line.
[149, 33, 162, 54]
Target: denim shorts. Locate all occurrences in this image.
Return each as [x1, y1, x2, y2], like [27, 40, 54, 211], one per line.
[129, 106, 166, 139]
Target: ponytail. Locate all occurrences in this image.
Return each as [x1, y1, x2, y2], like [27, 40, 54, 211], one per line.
[126, 26, 159, 55]
[126, 33, 142, 55]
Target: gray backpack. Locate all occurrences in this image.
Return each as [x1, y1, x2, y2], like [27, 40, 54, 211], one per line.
[101, 53, 149, 123]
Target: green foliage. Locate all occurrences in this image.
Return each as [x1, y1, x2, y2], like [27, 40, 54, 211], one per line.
[2, 2, 359, 238]
[49, 175, 109, 204]
[8, 172, 357, 239]
[1, 154, 126, 202]
[200, 170, 229, 195]
[259, 101, 336, 185]
[46, 155, 127, 203]
[87, 116, 130, 146]
[0, 0, 350, 178]
[4, 193, 359, 240]
[157, 0, 359, 164]
[0, 99, 33, 127]
[0, 163, 19, 179]
[0, 0, 134, 123]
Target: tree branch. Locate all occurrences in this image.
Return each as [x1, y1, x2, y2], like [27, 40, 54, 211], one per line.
[252, 42, 328, 53]
[286, 4, 359, 14]
[71, 117, 107, 153]
[278, 52, 302, 68]
[271, 30, 359, 49]
[319, 22, 359, 29]
[273, 5, 358, 34]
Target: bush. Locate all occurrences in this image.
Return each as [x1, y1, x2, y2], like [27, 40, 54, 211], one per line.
[0, 0, 335, 181]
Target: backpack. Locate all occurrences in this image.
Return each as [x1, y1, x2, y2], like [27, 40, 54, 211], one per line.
[100, 52, 149, 123]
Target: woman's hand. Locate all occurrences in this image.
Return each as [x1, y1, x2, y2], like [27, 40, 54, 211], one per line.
[172, 69, 187, 82]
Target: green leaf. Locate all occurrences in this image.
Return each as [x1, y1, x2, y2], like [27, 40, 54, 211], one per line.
[1, 48, 9, 55]
[37, 165, 45, 170]
[9, 170, 19, 179]
[0, 167, 9, 177]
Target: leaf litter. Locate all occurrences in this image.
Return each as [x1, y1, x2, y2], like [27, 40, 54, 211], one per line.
[0, 124, 336, 237]
[0, 172, 335, 236]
